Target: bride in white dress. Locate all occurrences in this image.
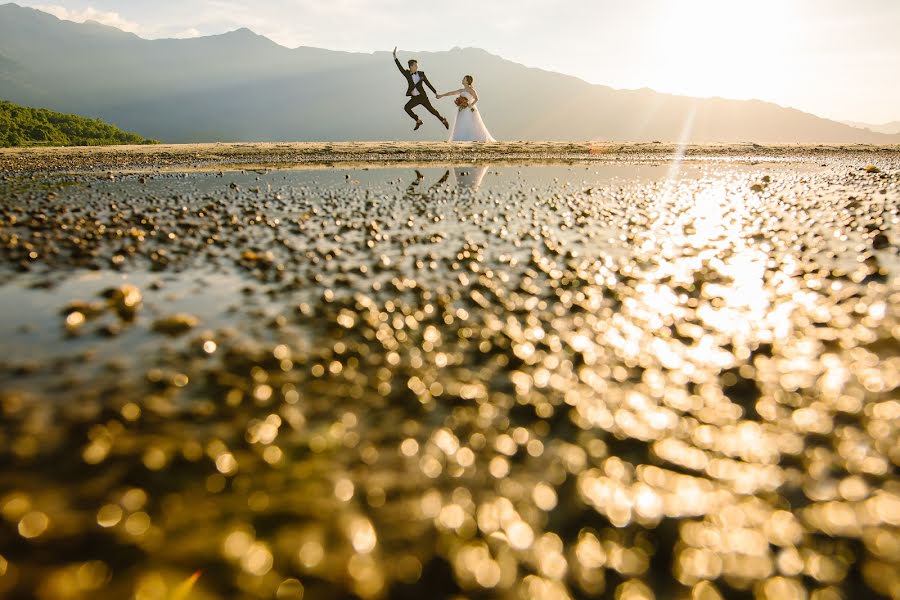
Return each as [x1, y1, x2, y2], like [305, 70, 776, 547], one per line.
[437, 76, 496, 142]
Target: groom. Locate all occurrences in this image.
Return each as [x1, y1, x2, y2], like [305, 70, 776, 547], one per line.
[393, 46, 449, 131]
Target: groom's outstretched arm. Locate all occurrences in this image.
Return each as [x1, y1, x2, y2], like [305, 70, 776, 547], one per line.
[393, 46, 406, 74]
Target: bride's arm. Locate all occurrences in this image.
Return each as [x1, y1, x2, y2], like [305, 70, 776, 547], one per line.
[436, 87, 465, 99]
[468, 87, 479, 108]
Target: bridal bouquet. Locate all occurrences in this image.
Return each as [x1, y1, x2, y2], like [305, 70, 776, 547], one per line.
[455, 96, 469, 109]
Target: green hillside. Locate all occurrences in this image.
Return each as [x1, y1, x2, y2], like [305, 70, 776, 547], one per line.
[1, 100, 157, 147]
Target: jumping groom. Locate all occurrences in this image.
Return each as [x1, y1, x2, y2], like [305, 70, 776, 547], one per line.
[393, 47, 449, 131]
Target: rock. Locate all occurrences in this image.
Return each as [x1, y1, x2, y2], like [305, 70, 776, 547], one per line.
[64, 311, 86, 334]
[103, 284, 143, 320]
[241, 250, 275, 265]
[61, 300, 106, 319]
[97, 323, 122, 337]
[152, 313, 199, 335]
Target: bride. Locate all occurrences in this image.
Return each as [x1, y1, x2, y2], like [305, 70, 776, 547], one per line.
[437, 76, 496, 142]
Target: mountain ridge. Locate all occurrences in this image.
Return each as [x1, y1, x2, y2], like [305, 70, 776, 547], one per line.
[841, 120, 900, 135]
[1, 2, 897, 144]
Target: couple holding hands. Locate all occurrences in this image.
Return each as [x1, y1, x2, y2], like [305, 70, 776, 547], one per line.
[393, 47, 496, 142]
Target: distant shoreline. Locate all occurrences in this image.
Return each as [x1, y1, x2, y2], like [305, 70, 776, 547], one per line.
[2, 141, 898, 174]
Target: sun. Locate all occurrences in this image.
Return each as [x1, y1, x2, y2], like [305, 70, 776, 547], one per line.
[642, 0, 794, 99]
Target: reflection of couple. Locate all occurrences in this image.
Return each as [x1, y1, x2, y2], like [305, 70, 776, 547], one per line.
[406, 167, 489, 193]
[393, 47, 496, 142]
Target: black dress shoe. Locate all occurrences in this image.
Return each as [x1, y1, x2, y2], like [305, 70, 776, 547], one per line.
[414, 120, 423, 131]
[441, 118, 449, 130]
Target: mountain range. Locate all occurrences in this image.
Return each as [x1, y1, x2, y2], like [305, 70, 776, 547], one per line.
[841, 120, 900, 136]
[1, 2, 898, 144]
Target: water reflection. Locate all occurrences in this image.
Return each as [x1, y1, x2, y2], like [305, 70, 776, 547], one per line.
[454, 166, 489, 189]
[405, 166, 490, 194]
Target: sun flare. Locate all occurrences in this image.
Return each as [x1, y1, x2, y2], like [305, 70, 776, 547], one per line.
[637, 0, 795, 100]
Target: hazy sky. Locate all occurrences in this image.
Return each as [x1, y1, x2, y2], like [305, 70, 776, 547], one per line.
[18, 0, 900, 124]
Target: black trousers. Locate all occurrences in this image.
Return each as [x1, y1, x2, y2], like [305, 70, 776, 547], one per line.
[404, 94, 443, 122]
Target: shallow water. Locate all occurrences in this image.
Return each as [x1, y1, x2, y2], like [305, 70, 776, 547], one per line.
[0, 159, 898, 600]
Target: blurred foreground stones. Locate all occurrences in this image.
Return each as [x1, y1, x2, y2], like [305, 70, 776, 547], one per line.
[0, 148, 898, 599]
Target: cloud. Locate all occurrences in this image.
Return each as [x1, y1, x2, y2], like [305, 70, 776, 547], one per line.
[171, 27, 202, 39]
[33, 4, 202, 39]
[34, 4, 143, 34]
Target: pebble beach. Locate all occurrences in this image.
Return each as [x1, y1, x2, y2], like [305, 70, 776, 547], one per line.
[0, 142, 898, 600]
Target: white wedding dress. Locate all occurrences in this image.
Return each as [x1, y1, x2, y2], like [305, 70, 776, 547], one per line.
[449, 90, 496, 142]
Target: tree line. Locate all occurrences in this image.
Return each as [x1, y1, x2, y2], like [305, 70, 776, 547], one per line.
[1, 101, 157, 147]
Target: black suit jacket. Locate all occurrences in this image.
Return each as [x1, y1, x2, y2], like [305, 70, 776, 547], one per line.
[395, 57, 437, 98]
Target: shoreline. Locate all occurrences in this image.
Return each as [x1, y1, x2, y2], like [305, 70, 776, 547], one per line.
[2, 141, 899, 174]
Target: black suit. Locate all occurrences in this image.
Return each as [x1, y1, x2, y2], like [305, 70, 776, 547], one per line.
[395, 57, 445, 124]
